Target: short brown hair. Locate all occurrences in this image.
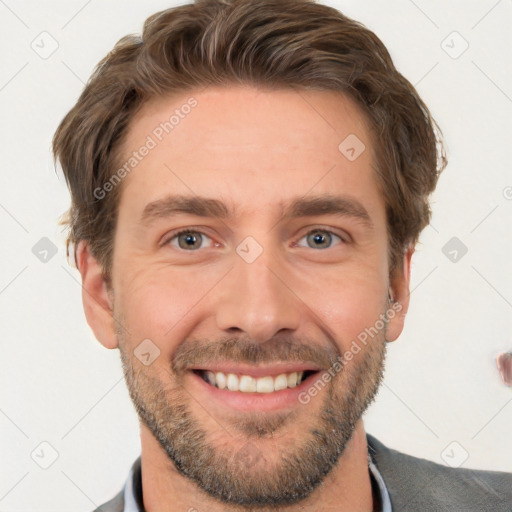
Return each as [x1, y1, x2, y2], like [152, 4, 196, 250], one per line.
[53, 0, 446, 279]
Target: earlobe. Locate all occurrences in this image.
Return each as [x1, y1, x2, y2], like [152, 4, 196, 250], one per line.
[386, 246, 414, 342]
[76, 241, 119, 349]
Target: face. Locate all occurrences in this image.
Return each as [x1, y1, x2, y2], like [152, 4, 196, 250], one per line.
[82, 85, 410, 506]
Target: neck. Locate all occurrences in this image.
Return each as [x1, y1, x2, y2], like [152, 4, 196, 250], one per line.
[140, 420, 374, 512]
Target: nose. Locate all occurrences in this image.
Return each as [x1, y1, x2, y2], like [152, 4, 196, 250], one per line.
[214, 246, 302, 344]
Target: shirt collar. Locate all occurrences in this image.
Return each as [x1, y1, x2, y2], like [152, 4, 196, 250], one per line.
[123, 457, 143, 512]
[123, 456, 392, 512]
[369, 458, 393, 512]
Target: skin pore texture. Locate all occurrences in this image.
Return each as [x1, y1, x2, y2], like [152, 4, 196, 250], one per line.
[77, 85, 412, 512]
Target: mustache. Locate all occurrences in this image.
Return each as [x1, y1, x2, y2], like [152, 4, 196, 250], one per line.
[171, 336, 340, 375]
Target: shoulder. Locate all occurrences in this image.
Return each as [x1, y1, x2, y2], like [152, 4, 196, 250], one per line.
[367, 433, 512, 512]
[92, 488, 124, 512]
[91, 457, 142, 512]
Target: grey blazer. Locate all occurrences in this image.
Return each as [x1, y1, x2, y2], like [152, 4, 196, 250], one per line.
[94, 434, 512, 511]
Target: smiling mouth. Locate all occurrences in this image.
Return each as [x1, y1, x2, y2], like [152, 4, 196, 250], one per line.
[193, 369, 318, 393]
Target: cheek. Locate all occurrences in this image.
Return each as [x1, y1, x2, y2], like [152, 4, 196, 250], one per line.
[298, 267, 387, 348]
[114, 261, 223, 348]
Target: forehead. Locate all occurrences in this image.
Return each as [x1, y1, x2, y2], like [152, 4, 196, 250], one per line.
[117, 85, 384, 224]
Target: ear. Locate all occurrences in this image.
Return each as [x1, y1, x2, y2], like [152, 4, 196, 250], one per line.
[385, 246, 414, 342]
[76, 241, 118, 349]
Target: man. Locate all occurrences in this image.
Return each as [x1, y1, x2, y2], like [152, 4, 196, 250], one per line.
[52, 0, 512, 510]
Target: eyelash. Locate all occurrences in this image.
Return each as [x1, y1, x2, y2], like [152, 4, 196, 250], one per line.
[162, 227, 349, 251]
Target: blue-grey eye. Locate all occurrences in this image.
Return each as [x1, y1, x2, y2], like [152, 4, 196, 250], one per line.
[298, 229, 342, 249]
[171, 230, 210, 250]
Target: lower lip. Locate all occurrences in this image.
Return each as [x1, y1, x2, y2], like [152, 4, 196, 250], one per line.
[188, 371, 321, 412]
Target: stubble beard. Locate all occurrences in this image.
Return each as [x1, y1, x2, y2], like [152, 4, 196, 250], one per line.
[118, 327, 387, 509]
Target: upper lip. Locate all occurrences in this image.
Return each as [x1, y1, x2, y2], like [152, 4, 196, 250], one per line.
[191, 362, 322, 378]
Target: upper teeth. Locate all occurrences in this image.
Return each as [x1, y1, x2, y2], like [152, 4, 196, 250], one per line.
[204, 371, 305, 393]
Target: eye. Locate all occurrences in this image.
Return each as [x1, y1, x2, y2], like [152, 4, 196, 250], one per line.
[296, 229, 345, 249]
[166, 229, 215, 251]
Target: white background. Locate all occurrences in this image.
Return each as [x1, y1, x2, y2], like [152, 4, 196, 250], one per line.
[1, 0, 511, 510]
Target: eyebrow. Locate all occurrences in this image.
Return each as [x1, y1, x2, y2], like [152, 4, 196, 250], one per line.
[140, 195, 230, 225]
[284, 195, 374, 229]
[140, 193, 374, 229]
